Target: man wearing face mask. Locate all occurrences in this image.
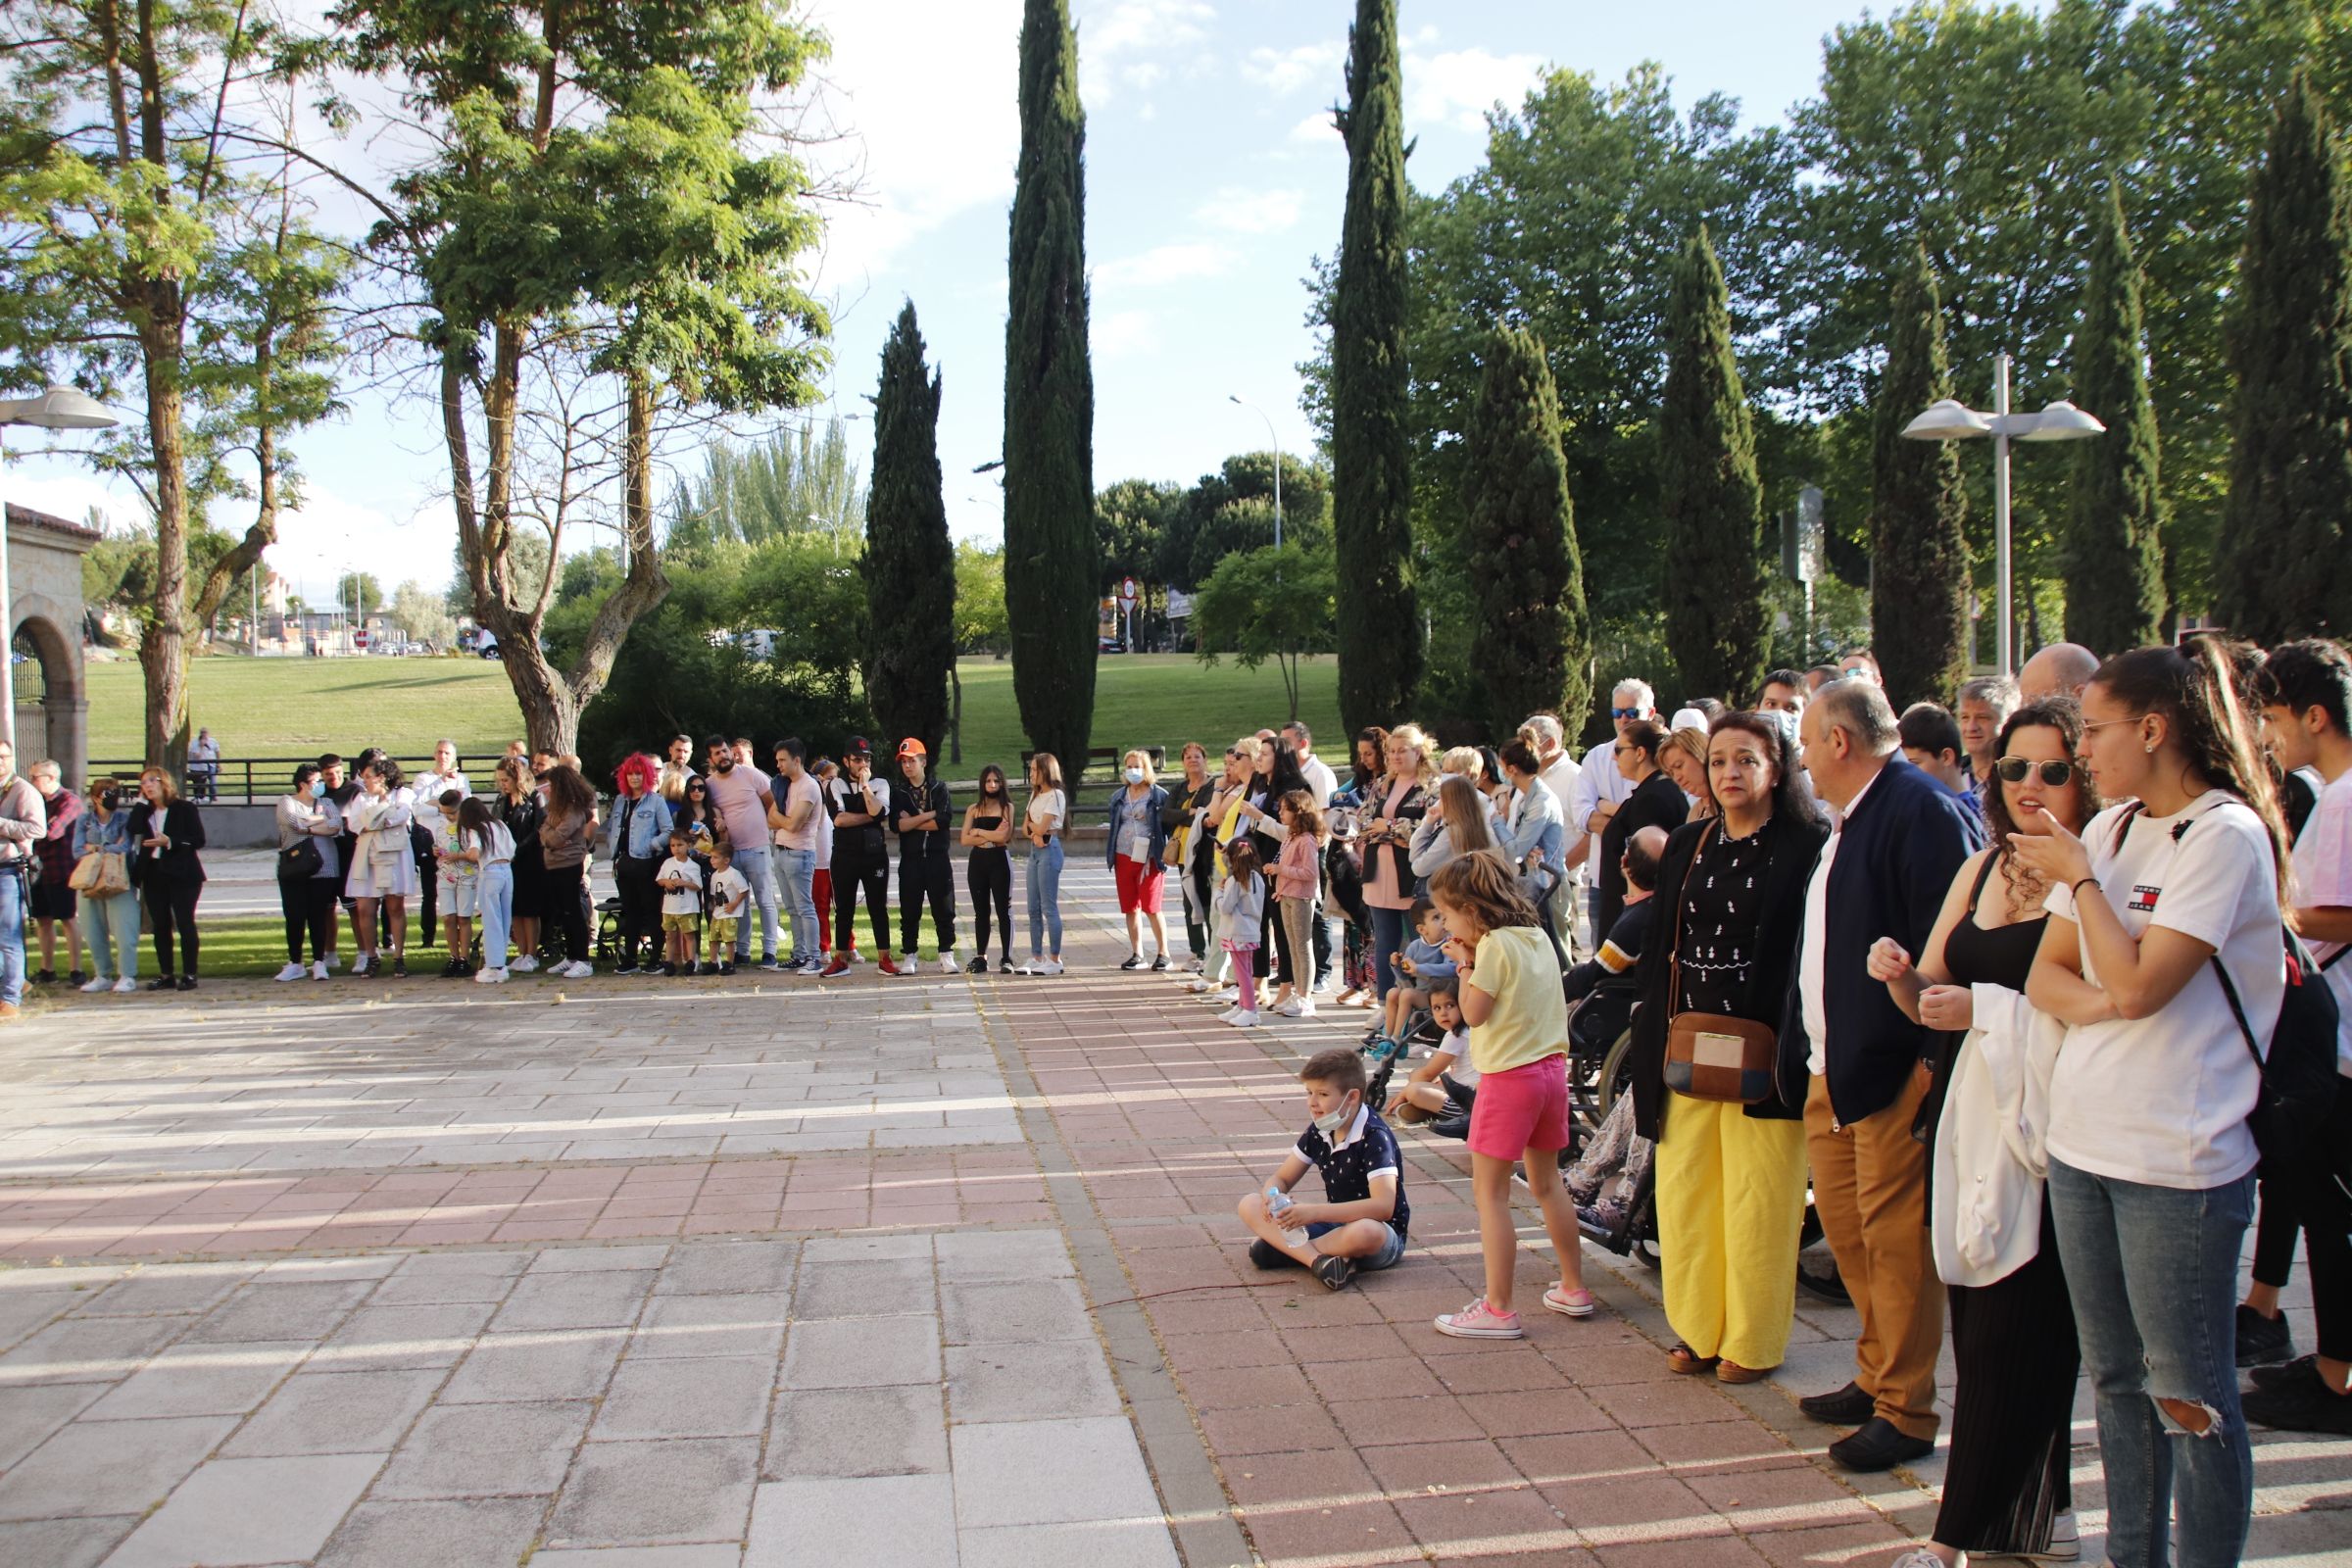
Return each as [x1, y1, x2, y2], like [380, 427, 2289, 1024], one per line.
[892, 739, 958, 975]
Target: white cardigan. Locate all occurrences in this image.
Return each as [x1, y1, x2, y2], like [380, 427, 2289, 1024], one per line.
[1931, 982, 2065, 1289]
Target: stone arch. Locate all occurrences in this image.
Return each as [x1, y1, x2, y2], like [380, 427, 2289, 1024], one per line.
[11, 601, 85, 783]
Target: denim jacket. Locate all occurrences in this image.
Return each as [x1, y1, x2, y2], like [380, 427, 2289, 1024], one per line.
[72, 809, 136, 859]
[1500, 775, 1567, 898]
[605, 791, 673, 862]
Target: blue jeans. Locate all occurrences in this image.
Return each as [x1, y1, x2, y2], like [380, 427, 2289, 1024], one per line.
[1368, 905, 1409, 1000]
[83, 890, 140, 981]
[1025, 838, 1063, 958]
[477, 862, 514, 970]
[0, 867, 24, 1004]
[726, 844, 781, 961]
[2048, 1157, 2255, 1568]
[776, 846, 817, 964]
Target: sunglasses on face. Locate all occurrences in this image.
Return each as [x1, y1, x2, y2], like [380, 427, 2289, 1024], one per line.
[1609, 707, 1642, 720]
[1993, 757, 2079, 787]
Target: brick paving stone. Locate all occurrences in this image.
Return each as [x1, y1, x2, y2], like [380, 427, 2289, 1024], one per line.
[98, 1451, 385, 1568]
[0, 1313, 187, 1386]
[223, 1368, 443, 1456]
[312, 1496, 546, 1568]
[0, 1379, 106, 1468]
[778, 1313, 940, 1390]
[439, 1328, 627, 1403]
[950, 1417, 1165, 1530]
[591, 1354, 775, 1441]
[0, 1412, 238, 1522]
[631, 1290, 787, 1360]
[371, 1399, 594, 1500]
[0, 1515, 140, 1568]
[763, 1385, 948, 1480]
[790, 1257, 931, 1319]
[81, 1337, 310, 1420]
[543, 1436, 760, 1549]
[743, 1474, 956, 1568]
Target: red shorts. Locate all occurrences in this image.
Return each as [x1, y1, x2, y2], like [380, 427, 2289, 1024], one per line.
[1114, 856, 1165, 914]
[1466, 1054, 1570, 1160]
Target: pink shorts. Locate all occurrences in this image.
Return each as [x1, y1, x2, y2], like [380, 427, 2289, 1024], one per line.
[1114, 856, 1165, 913]
[1467, 1054, 1570, 1160]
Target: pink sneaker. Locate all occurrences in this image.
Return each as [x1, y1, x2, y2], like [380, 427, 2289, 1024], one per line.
[1544, 1284, 1595, 1318]
[1434, 1297, 1523, 1340]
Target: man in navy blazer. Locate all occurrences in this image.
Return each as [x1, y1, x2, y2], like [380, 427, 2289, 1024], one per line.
[1784, 680, 1985, 1472]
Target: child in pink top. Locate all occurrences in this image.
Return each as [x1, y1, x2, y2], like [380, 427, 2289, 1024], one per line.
[1269, 791, 1326, 1018]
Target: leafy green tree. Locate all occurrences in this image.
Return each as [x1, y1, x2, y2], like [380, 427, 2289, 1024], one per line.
[670, 417, 866, 550]
[448, 528, 552, 617]
[1003, 0, 1098, 768]
[1191, 542, 1339, 722]
[862, 302, 954, 760]
[954, 542, 1010, 655]
[1462, 324, 1590, 742]
[2065, 182, 2169, 654]
[2216, 74, 2352, 641]
[1158, 452, 1329, 589]
[1658, 227, 1770, 704]
[1329, 0, 1419, 730]
[390, 580, 456, 649]
[338, 0, 831, 756]
[1869, 244, 1972, 707]
[1095, 478, 1179, 592]
[1, 0, 346, 764]
[335, 573, 385, 621]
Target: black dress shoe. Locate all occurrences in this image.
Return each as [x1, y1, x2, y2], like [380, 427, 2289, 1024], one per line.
[1827, 1416, 1935, 1472]
[1799, 1381, 1875, 1425]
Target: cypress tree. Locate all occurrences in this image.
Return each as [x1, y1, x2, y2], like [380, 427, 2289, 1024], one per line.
[1463, 323, 1590, 743]
[1658, 226, 1769, 706]
[1330, 0, 1418, 731]
[1869, 242, 1972, 707]
[864, 301, 955, 760]
[2216, 74, 2352, 643]
[1003, 0, 1098, 769]
[2064, 183, 2168, 656]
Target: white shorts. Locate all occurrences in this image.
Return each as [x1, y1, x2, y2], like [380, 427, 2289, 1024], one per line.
[347, 853, 420, 900]
[440, 877, 479, 917]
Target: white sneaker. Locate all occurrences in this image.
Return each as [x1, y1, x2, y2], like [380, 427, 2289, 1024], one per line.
[350, 954, 372, 976]
[511, 954, 540, 973]
[939, 955, 959, 975]
[1293, 999, 1317, 1017]
[112, 976, 137, 994]
[1186, 956, 1205, 974]
[474, 967, 509, 984]
[1888, 1552, 1943, 1568]
[310, 961, 329, 981]
[1274, 997, 1306, 1017]
[79, 976, 112, 994]
[564, 960, 595, 979]
[1185, 977, 1213, 993]
[2026, 1511, 2081, 1563]
[1226, 1009, 1261, 1028]
[274, 962, 307, 983]
[850, 950, 866, 964]
[1216, 1006, 1243, 1024]
[1035, 958, 1064, 976]
[323, 951, 341, 971]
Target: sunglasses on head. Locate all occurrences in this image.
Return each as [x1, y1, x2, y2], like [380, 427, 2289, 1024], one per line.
[1993, 757, 2079, 787]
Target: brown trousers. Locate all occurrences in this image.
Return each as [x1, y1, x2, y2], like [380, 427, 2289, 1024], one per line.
[1805, 1062, 1944, 1440]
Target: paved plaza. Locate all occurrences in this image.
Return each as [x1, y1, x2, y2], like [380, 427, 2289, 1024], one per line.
[0, 865, 2344, 1565]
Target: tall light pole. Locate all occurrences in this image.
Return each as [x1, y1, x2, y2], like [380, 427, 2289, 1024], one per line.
[1901, 351, 2104, 677]
[0, 385, 122, 749]
[1227, 394, 1283, 548]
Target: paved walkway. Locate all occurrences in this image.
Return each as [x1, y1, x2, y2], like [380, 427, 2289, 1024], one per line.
[0, 863, 2343, 1565]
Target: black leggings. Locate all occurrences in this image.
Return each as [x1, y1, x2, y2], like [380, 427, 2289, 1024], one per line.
[1185, 856, 1212, 960]
[143, 879, 202, 977]
[833, 858, 890, 953]
[543, 860, 589, 963]
[900, 856, 956, 955]
[279, 876, 335, 964]
[615, 857, 661, 965]
[968, 850, 1011, 959]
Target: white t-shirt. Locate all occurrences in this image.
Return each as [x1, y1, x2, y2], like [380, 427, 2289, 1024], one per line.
[657, 856, 704, 916]
[2044, 792, 2284, 1190]
[1567, 739, 1631, 874]
[2290, 767, 2352, 1074]
[707, 864, 751, 918]
[1434, 1025, 1478, 1088]
[1298, 754, 1339, 808]
[1028, 789, 1065, 836]
[812, 785, 836, 869]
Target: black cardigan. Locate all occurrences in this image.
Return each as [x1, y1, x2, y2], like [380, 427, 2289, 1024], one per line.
[1628, 808, 1830, 1141]
[1596, 768, 1690, 941]
[125, 799, 208, 887]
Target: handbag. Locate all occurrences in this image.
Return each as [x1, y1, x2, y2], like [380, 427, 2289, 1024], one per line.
[278, 837, 322, 881]
[1660, 819, 1780, 1104]
[72, 849, 130, 896]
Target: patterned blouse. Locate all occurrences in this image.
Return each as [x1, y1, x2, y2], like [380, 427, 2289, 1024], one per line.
[1676, 822, 1770, 1016]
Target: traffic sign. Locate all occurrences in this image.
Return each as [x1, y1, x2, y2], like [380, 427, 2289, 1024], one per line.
[1119, 577, 1138, 604]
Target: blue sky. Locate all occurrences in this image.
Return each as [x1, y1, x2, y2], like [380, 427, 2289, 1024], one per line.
[8, 0, 1883, 608]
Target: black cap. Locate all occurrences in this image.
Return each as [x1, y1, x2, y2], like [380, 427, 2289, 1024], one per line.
[844, 736, 872, 757]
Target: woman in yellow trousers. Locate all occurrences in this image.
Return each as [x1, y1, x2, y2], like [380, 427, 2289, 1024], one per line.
[1627, 712, 1830, 1381]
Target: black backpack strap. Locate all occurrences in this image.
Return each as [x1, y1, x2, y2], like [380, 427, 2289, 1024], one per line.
[2210, 951, 2266, 1070]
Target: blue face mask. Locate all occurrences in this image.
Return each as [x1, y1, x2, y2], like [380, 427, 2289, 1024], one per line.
[1123, 767, 1145, 784]
[310, 778, 327, 799]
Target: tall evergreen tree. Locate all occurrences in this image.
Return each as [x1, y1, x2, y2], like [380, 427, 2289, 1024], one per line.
[1003, 0, 1098, 769]
[2216, 74, 2352, 642]
[1329, 0, 1419, 731]
[1868, 243, 1973, 707]
[1463, 324, 1590, 743]
[1658, 227, 1770, 705]
[864, 302, 954, 761]
[2065, 183, 2169, 655]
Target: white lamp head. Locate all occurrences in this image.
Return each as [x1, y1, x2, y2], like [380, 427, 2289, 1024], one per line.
[0, 384, 122, 431]
[1900, 399, 1992, 441]
[2016, 399, 2106, 442]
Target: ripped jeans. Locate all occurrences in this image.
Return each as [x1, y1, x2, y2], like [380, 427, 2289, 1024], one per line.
[2048, 1157, 2254, 1568]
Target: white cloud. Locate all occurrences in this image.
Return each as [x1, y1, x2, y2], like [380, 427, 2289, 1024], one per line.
[1288, 111, 1335, 146]
[1405, 46, 1544, 134]
[1093, 240, 1241, 290]
[1195, 186, 1302, 234]
[1082, 0, 1214, 61]
[1094, 309, 1160, 360]
[1121, 61, 1166, 91]
[1239, 41, 1342, 96]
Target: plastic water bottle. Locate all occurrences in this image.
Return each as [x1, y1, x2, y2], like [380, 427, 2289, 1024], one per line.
[1266, 1186, 1292, 1219]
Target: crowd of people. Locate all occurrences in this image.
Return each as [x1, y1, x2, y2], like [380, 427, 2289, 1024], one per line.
[1220, 639, 2350, 1568]
[0, 632, 2342, 1568]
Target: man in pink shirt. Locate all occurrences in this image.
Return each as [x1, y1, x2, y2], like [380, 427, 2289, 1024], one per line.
[702, 735, 782, 969]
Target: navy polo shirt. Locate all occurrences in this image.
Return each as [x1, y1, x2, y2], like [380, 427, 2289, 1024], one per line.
[1296, 1106, 1409, 1238]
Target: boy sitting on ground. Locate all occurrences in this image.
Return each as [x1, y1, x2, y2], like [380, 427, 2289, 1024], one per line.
[1384, 982, 1474, 1140]
[1367, 899, 1458, 1057]
[1237, 1049, 1411, 1291]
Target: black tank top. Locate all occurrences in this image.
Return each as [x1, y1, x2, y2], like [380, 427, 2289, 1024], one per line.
[969, 809, 1008, 856]
[1941, 852, 2046, 993]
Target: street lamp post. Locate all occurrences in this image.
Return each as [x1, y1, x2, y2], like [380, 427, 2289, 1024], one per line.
[0, 385, 122, 750]
[1900, 351, 2104, 677]
[1227, 394, 1283, 548]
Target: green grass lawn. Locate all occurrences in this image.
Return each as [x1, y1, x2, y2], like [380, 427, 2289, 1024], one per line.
[87, 651, 1346, 777]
